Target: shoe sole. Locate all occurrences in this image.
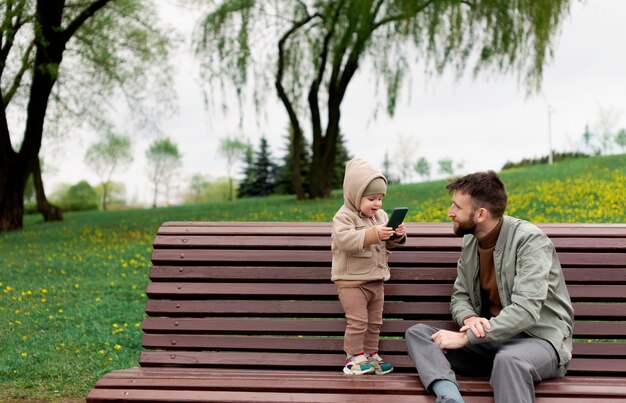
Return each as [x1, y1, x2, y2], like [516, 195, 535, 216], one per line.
[343, 367, 375, 375]
[374, 367, 394, 375]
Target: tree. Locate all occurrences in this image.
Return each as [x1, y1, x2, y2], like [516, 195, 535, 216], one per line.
[197, 0, 572, 200]
[0, 0, 173, 232]
[414, 157, 431, 181]
[218, 136, 249, 201]
[438, 158, 454, 177]
[616, 128, 626, 152]
[145, 137, 182, 208]
[84, 133, 133, 211]
[59, 180, 99, 212]
[579, 124, 599, 155]
[239, 136, 277, 198]
[593, 106, 621, 155]
[395, 134, 418, 183]
[186, 173, 210, 204]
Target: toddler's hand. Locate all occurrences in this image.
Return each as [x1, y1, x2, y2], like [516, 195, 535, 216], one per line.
[376, 224, 394, 240]
[393, 223, 406, 239]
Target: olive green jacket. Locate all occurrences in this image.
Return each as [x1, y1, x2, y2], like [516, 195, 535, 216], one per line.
[450, 216, 574, 368]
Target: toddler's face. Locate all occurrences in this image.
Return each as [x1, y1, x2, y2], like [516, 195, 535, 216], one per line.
[359, 194, 383, 218]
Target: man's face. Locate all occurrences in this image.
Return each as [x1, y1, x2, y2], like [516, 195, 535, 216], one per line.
[448, 191, 477, 236]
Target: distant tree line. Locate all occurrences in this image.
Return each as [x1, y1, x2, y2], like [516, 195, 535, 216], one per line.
[237, 130, 351, 199]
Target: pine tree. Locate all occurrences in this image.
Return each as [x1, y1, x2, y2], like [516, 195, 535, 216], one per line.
[237, 142, 256, 198]
[238, 137, 277, 197]
[251, 137, 278, 196]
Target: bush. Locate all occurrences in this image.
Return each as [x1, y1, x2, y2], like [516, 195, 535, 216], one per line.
[502, 152, 588, 170]
[59, 180, 99, 211]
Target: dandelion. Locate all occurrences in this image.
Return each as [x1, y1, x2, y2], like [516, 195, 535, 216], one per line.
[114, 344, 122, 350]
[20, 352, 27, 357]
[98, 350, 105, 355]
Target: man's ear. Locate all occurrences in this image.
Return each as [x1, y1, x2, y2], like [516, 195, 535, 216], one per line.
[476, 207, 490, 223]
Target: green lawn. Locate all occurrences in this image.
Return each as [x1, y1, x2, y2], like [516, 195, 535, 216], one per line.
[0, 154, 624, 400]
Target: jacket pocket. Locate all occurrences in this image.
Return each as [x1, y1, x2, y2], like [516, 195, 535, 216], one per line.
[347, 250, 373, 275]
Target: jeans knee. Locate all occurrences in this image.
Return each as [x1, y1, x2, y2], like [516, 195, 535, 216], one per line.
[405, 323, 431, 340]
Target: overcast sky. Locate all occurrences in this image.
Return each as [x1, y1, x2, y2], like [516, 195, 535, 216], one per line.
[45, 0, 626, 205]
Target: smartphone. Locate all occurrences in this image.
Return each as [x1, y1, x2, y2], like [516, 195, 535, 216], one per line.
[386, 207, 408, 240]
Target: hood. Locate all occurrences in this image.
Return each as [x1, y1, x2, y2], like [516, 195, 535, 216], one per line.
[342, 157, 387, 212]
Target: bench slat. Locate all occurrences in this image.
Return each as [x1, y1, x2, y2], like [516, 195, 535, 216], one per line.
[145, 282, 626, 302]
[141, 334, 626, 358]
[145, 299, 625, 320]
[149, 266, 626, 285]
[151, 248, 626, 267]
[153, 234, 626, 251]
[141, 317, 626, 339]
[137, 350, 626, 376]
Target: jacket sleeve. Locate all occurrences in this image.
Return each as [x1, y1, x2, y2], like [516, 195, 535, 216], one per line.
[468, 231, 553, 345]
[332, 212, 366, 253]
[450, 244, 480, 327]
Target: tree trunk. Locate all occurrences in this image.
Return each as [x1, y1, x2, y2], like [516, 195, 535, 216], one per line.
[0, 158, 27, 231]
[33, 158, 63, 221]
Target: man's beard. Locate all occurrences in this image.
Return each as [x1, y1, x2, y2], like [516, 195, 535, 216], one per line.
[453, 216, 477, 236]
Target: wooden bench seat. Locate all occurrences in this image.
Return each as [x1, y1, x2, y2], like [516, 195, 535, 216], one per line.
[87, 222, 626, 402]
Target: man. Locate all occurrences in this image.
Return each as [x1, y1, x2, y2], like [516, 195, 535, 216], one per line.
[405, 171, 574, 403]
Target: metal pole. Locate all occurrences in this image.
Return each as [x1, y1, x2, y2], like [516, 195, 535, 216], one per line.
[548, 105, 554, 165]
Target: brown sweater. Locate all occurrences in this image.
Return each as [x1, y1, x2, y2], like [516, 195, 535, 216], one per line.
[477, 218, 503, 317]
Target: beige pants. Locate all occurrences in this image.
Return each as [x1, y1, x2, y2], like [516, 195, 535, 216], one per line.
[337, 281, 384, 356]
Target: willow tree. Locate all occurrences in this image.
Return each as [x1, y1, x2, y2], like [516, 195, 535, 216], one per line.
[0, 0, 173, 232]
[197, 0, 571, 199]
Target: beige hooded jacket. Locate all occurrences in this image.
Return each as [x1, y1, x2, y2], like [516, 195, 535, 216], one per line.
[331, 158, 405, 284]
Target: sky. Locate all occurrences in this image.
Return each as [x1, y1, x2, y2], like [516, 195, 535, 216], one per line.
[44, 0, 626, 206]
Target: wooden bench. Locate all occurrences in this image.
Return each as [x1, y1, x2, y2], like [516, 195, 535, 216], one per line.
[87, 221, 626, 402]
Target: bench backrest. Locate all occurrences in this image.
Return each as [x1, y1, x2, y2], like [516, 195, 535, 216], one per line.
[141, 222, 626, 376]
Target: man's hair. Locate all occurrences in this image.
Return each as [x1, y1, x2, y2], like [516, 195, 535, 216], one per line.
[445, 171, 507, 218]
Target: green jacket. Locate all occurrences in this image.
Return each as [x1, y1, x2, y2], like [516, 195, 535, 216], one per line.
[450, 216, 574, 368]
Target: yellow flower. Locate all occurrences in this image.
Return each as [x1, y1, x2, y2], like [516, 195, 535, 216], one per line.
[114, 344, 122, 350]
[20, 352, 27, 357]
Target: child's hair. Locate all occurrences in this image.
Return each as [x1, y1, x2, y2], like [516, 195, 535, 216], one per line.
[445, 171, 507, 218]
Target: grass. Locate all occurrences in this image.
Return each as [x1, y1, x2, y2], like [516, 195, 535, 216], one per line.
[0, 154, 625, 400]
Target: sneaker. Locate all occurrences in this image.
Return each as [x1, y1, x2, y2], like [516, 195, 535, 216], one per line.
[343, 354, 375, 375]
[368, 353, 394, 375]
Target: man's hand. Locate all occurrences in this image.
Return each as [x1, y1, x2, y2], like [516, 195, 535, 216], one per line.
[432, 329, 469, 350]
[460, 316, 491, 338]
